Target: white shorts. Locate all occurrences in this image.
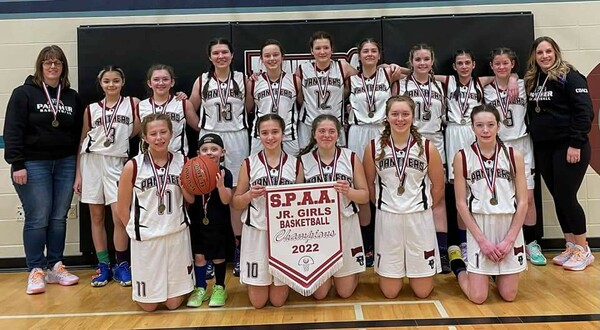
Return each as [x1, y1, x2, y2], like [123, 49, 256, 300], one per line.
[80, 153, 126, 205]
[251, 137, 300, 157]
[347, 124, 384, 161]
[240, 224, 285, 286]
[467, 213, 527, 275]
[445, 123, 475, 181]
[298, 122, 346, 150]
[336, 213, 366, 277]
[374, 208, 441, 278]
[130, 229, 194, 303]
[422, 132, 445, 165]
[504, 135, 535, 189]
[200, 129, 249, 186]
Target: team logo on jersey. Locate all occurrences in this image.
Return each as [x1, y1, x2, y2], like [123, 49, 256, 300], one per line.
[514, 245, 525, 265]
[351, 246, 365, 266]
[244, 48, 359, 76]
[423, 249, 436, 269]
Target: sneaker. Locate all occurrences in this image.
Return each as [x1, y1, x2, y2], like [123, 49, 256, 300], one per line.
[113, 262, 132, 287]
[91, 262, 112, 287]
[186, 287, 209, 308]
[45, 261, 79, 286]
[562, 244, 595, 271]
[208, 285, 227, 307]
[440, 253, 451, 274]
[26, 268, 46, 295]
[233, 246, 240, 277]
[206, 261, 215, 280]
[526, 240, 547, 266]
[459, 242, 468, 262]
[552, 242, 576, 266]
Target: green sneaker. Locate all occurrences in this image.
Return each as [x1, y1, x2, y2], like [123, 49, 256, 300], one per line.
[526, 240, 547, 266]
[208, 285, 227, 307]
[186, 287, 209, 308]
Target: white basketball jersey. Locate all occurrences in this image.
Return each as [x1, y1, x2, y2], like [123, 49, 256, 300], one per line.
[459, 142, 516, 214]
[242, 152, 299, 230]
[199, 71, 247, 132]
[400, 76, 445, 134]
[126, 152, 189, 241]
[251, 72, 298, 141]
[299, 60, 345, 125]
[445, 76, 484, 125]
[349, 67, 392, 125]
[138, 97, 189, 155]
[301, 147, 358, 217]
[81, 96, 135, 157]
[371, 137, 433, 214]
[483, 80, 528, 141]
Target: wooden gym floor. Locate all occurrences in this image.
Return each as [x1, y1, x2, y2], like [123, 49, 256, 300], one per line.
[0, 254, 598, 329]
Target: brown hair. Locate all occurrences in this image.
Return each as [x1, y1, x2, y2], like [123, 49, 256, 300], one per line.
[376, 95, 424, 161]
[298, 114, 341, 156]
[524, 36, 572, 94]
[33, 45, 70, 88]
[139, 113, 173, 153]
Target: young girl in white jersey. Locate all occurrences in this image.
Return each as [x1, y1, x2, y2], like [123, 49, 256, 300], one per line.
[74, 66, 140, 287]
[138, 64, 195, 156]
[189, 38, 248, 277]
[117, 114, 195, 312]
[399, 44, 449, 273]
[298, 114, 369, 299]
[296, 31, 358, 148]
[232, 114, 303, 309]
[363, 95, 444, 299]
[484, 48, 544, 266]
[247, 39, 300, 155]
[448, 104, 528, 304]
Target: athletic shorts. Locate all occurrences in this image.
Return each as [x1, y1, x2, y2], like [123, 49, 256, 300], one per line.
[374, 208, 441, 278]
[189, 219, 229, 260]
[251, 137, 299, 157]
[240, 224, 285, 287]
[80, 153, 126, 205]
[335, 213, 366, 277]
[467, 213, 527, 276]
[200, 129, 249, 186]
[347, 124, 384, 161]
[130, 229, 194, 303]
[504, 135, 535, 189]
[445, 123, 475, 181]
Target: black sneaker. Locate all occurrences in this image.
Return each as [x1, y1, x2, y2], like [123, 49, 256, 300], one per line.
[206, 261, 214, 280]
[233, 246, 240, 277]
[440, 253, 451, 274]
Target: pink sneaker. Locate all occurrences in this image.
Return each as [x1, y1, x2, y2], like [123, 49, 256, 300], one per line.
[552, 242, 576, 266]
[562, 244, 595, 271]
[45, 261, 79, 286]
[26, 268, 46, 295]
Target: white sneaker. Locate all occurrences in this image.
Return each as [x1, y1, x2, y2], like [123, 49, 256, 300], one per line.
[26, 268, 46, 295]
[552, 242, 576, 266]
[562, 244, 595, 271]
[45, 261, 79, 286]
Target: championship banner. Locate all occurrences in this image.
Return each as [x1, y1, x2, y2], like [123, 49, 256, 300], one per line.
[265, 182, 342, 296]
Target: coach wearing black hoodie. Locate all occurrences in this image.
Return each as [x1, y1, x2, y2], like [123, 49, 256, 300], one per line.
[4, 45, 84, 294]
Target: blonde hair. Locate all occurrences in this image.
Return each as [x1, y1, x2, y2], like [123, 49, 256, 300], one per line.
[524, 36, 572, 94]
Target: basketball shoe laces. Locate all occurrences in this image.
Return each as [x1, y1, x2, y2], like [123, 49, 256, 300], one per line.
[558, 246, 575, 259]
[54, 263, 73, 280]
[569, 248, 586, 262]
[30, 270, 44, 284]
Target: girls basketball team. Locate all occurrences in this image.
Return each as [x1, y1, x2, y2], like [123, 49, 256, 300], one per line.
[9, 33, 593, 309]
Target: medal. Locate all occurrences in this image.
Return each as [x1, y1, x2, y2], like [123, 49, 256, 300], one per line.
[460, 119, 466, 125]
[101, 96, 123, 148]
[43, 82, 62, 128]
[361, 69, 379, 119]
[314, 63, 331, 111]
[493, 80, 512, 127]
[202, 217, 209, 225]
[103, 140, 112, 147]
[490, 197, 498, 206]
[215, 71, 232, 116]
[474, 142, 500, 207]
[534, 74, 550, 114]
[503, 119, 510, 126]
[201, 193, 211, 225]
[411, 75, 433, 113]
[397, 185, 405, 195]
[368, 112, 375, 118]
[158, 203, 166, 214]
[263, 72, 284, 114]
[315, 148, 340, 182]
[320, 103, 328, 110]
[534, 106, 541, 113]
[456, 79, 473, 124]
[148, 151, 172, 215]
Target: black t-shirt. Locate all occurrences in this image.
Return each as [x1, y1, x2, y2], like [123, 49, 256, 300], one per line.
[187, 165, 233, 225]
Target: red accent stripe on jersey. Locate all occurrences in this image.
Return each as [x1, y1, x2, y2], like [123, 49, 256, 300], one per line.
[249, 78, 256, 102]
[244, 157, 250, 179]
[337, 60, 345, 80]
[425, 139, 430, 162]
[350, 150, 355, 169]
[476, 77, 485, 103]
[131, 158, 138, 185]
[443, 75, 450, 97]
[459, 149, 467, 179]
[508, 146, 517, 172]
[382, 67, 391, 85]
[370, 138, 376, 161]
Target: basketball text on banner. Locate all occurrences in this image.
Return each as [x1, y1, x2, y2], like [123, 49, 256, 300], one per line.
[265, 182, 342, 296]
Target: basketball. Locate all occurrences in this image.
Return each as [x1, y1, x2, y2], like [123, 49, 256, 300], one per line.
[180, 155, 219, 195]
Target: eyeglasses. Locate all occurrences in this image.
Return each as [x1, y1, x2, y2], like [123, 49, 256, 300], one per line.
[42, 60, 63, 67]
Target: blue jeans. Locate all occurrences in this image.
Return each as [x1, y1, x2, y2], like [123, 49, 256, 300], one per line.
[13, 155, 76, 271]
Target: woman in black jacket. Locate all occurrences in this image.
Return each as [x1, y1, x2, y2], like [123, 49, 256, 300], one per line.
[4, 45, 84, 294]
[524, 36, 595, 271]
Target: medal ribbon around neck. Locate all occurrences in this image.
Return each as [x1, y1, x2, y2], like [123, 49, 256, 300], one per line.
[150, 95, 173, 114]
[215, 71, 232, 109]
[42, 82, 62, 123]
[493, 79, 511, 121]
[201, 193, 211, 224]
[457, 79, 473, 120]
[315, 147, 340, 182]
[534, 74, 550, 109]
[314, 63, 331, 107]
[411, 75, 433, 111]
[474, 142, 500, 201]
[389, 134, 412, 190]
[361, 69, 379, 114]
[263, 72, 284, 114]
[148, 152, 172, 210]
[101, 96, 123, 142]
[261, 150, 284, 186]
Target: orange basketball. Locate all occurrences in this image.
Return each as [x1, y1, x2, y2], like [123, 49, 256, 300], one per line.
[180, 155, 219, 195]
